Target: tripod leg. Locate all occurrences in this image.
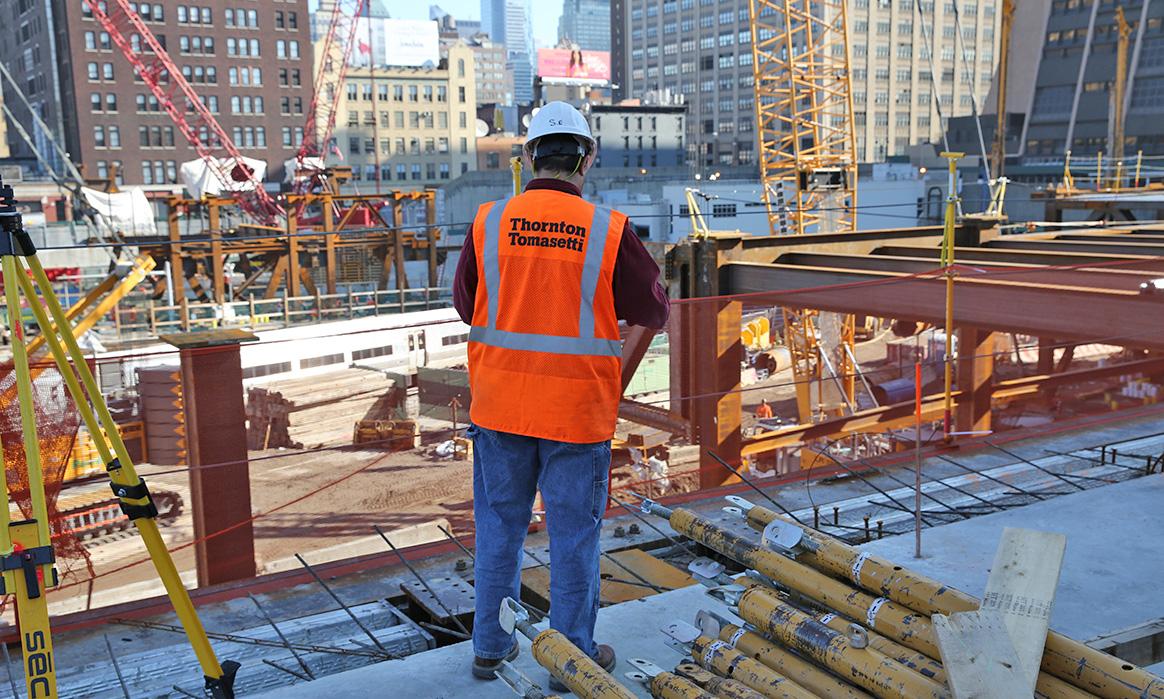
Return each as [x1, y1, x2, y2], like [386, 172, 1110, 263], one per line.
[7, 520, 58, 699]
[2, 253, 59, 698]
[3, 255, 53, 580]
[17, 255, 239, 698]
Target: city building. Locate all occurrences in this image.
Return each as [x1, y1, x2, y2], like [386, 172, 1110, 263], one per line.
[329, 43, 478, 189]
[558, 0, 612, 51]
[612, 0, 1002, 166]
[431, 5, 482, 39]
[467, 34, 515, 105]
[481, 0, 534, 103]
[1, 0, 314, 186]
[0, 83, 9, 161]
[1019, 0, 1164, 159]
[476, 133, 525, 170]
[591, 103, 687, 169]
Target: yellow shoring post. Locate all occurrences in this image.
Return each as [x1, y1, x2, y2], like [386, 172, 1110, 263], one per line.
[1, 251, 59, 699]
[1135, 150, 1144, 188]
[1063, 150, 1075, 191]
[939, 152, 963, 443]
[1116, 160, 1125, 190]
[1096, 151, 1104, 190]
[0, 175, 239, 698]
[509, 156, 522, 197]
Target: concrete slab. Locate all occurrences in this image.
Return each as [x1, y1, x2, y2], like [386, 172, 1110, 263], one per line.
[860, 473, 1164, 642]
[253, 584, 738, 699]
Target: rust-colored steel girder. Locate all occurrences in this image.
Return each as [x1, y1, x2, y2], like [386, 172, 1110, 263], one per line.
[986, 238, 1164, 256]
[775, 251, 1158, 291]
[720, 263, 1164, 349]
[740, 355, 1164, 454]
[872, 245, 1164, 270]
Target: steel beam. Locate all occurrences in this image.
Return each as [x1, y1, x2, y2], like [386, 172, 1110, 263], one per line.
[873, 245, 1164, 270]
[721, 262, 1164, 348]
[740, 356, 1164, 455]
[775, 252, 1154, 290]
[617, 399, 691, 440]
[987, 238, 1164, 256]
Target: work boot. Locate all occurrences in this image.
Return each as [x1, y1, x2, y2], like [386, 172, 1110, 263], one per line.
[471, 642, 519, 680]
[548, 644, 616, 692]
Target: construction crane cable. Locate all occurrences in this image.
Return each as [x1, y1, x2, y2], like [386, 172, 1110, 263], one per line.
[916, 0, 951, 154]
[948, 0, 992, 181]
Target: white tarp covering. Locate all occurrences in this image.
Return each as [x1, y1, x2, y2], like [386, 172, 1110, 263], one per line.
[283, 156, 326, 183]
[80, 186, 157, 237]
[179, 156, 267, 199]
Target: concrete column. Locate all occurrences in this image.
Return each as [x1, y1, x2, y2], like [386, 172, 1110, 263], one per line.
[956, 327, 995, 436]
[165, 329, 258, 587]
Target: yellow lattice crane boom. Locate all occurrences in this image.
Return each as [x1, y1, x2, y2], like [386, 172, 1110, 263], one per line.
[748, 0, 860, 424]
[1112, 6, 1132, 186]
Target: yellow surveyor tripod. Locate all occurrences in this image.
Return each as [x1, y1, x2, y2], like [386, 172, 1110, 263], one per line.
[0, 177, 239, 698]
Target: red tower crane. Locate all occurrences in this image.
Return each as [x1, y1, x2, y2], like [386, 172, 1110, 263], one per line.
[83, 0, 285, 225]
[295, 0, 368, 192]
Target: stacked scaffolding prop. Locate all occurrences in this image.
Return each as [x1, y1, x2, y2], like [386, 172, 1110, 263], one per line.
[499, 597, 635, 699]
[0, 177, 239, 698]
[633, 493, 1164, 699]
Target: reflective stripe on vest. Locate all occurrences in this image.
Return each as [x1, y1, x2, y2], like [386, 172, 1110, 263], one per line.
[473, 198, 621, 357]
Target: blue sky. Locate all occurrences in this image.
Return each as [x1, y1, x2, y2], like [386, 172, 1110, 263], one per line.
[391, 0, 561, 49]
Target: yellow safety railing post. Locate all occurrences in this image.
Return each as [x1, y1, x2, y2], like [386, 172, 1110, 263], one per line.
[509, 156, 522, 197]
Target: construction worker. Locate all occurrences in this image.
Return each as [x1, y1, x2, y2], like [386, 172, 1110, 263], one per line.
[755, 399, 774, 420]
[453, 101, 669, 688]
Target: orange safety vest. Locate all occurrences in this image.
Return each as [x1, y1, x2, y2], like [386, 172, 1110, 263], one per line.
[468, 190, 625, 443]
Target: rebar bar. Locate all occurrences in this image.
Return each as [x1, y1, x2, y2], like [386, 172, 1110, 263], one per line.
[295, 553, 395, 656]
[375, 525, 471, 636]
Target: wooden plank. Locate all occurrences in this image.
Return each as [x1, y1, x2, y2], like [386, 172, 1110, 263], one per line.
[981, 527, 1066, 694]
[933, 610, 1030, 699]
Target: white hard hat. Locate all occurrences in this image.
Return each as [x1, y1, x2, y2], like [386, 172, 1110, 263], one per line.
[525, 101, 595, 152]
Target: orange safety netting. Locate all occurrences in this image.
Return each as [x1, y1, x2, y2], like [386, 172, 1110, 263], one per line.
[0, 357, 94, 590]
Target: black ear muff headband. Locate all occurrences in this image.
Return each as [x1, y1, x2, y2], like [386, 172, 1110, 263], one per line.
[531, 137, 588, 160]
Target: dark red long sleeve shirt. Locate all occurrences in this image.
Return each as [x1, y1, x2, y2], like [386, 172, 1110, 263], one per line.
[453, 178, 670, 330]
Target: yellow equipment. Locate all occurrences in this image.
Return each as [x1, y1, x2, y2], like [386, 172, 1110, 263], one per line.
[1112, 7, 1133, 186]
[939, 152, 963, 441]
[500, 597, 635, 699]
[0, 178, 239, 698]
[747, 0, 860, 424]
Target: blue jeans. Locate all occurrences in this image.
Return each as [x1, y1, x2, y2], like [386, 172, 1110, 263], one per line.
[469, 424, 611, 660]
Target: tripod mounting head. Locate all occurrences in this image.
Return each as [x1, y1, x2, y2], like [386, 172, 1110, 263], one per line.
[0, 175, 35, 256]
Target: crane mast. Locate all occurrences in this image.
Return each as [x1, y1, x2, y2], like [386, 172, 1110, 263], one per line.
[1111, 6, 1132, 185]
[990, 0, 1014, 181]
[295, 0, 368, 192]
[82, 0, 284, 224]
[748, 0, 861, 424]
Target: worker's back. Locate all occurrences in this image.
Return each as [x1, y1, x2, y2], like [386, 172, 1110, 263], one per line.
[466, 188, 626, 443]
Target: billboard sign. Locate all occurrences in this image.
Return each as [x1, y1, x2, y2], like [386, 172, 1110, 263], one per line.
[351, 18, 440, 68]
[536, 48, 611, 85]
